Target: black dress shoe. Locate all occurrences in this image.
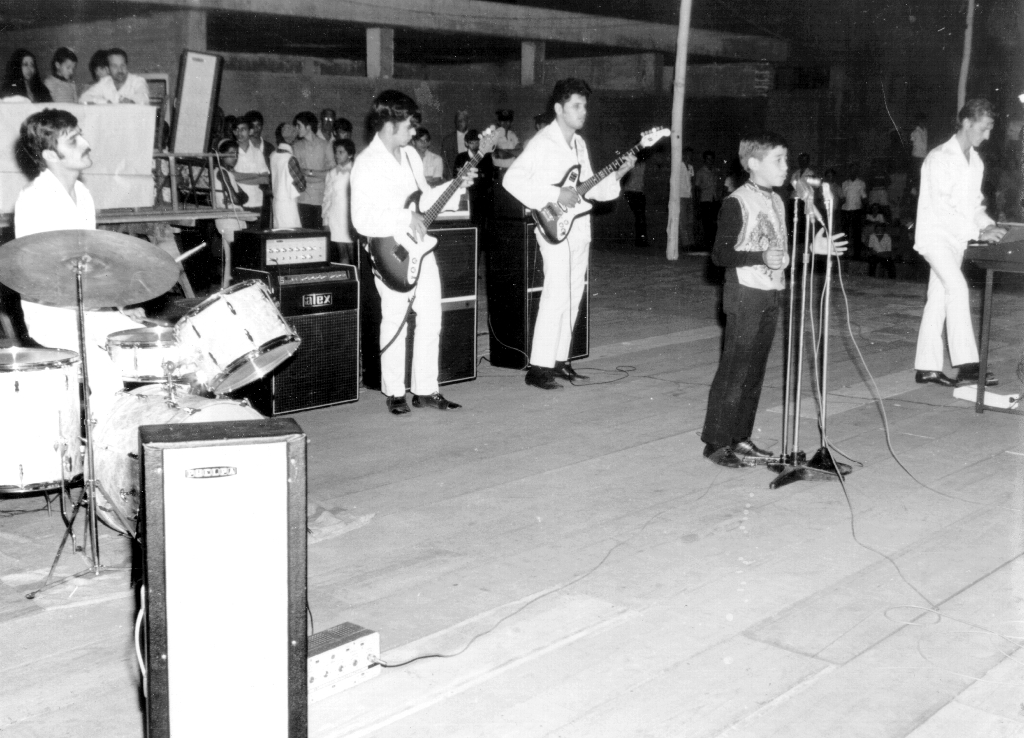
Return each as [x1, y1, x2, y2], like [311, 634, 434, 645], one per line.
[955, 363, 999, 387]
[411, 392, 461, 410]
[553, 361, 588, 381]
[386, 396, 410, 415]
[705, 446, 755, 468]
[915, 370, 959, 387]
[525, 366, 562, 390]
[732, 439, 775, 464]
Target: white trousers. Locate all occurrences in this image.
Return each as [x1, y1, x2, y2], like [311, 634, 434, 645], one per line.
[914, 245, 978, 371]
[530, 230, 588, 368]
[375, 252, 441, 397]
[22, 302, 144, 418]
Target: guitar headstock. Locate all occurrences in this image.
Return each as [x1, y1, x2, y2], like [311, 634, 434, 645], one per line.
[639, 127, 671, 149]
[477, 125, 499, 155]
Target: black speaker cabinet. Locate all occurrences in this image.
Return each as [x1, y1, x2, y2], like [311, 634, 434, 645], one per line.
[486, 221, 589, 370]
[139, 418, 307, 738]
[234, 264, 359, 415]
[360, 225, 478, 391]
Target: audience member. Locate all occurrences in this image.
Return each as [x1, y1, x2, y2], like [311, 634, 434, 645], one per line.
[866, 222, 895, 278]
[909, 112, 928, 187]
[413, 127, 445, 186]
[44, 47, 78, 103]
[244, 110, 275, 166]
[230, 117, 270, 224]
[292, 110, 334, 229]
[212, 138, 248, 288]
[623, 152, 648, 247]
[867, 168, 891, 218]
[322, 139, 356, 264]
[87, 49, 109, 82]
[492, 108, 521, 174]
[441, 110, 469, 173]
[792, 152, 815, 181]
[319, 109, 336, 141]
[270, 123, 305, 229]
[679, 146, 695, 248]
[694, 150, 721, 250]
[454, 128, 495, 232]
[1, 49, 52, 102]
[841, 166, 867, 259]
[79, 48, 149, 104]
[334, 117, 353, 141]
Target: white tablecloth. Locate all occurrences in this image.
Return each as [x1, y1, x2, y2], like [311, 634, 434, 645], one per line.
[0, 102, 156, 214]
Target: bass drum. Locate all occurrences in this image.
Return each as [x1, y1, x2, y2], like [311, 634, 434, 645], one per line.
[92, 384, 263, 535]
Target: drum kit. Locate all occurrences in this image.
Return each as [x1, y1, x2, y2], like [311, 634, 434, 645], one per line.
[0, 229, 299, 594]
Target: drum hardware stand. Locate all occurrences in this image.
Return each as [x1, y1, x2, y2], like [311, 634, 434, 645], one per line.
[28, 259, 132, 599]
[769, 183, 852, 489]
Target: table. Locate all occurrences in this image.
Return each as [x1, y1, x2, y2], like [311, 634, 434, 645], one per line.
[966, 223, 1024, 415]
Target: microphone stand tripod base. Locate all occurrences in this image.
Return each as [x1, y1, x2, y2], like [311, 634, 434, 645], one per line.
[768, 447, 852, 490]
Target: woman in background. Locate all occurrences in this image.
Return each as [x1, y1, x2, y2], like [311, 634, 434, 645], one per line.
[1, 49, 53, 102]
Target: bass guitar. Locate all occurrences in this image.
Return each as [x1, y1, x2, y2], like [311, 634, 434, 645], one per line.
[531, 127, 670, 244]
[367, 126, 496, 292]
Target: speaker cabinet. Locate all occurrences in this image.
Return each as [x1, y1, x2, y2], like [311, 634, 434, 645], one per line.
[486, 221, 589, 370]
[234, 264, 359, 415]
[360, 225, 478, 391]
[140, 419, 307, 738]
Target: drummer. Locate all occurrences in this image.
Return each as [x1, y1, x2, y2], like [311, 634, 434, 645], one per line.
[14, 109, 148, 416]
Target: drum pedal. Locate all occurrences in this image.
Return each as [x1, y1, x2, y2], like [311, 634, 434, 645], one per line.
[307, 622, 380, 704]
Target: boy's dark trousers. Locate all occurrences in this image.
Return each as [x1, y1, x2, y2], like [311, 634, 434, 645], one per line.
[701, 282, 780, 449]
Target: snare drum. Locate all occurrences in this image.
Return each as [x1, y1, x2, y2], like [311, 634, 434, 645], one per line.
[0, 348, 82, 491]
[106, 326, 180, 383]
[174, 280, 300, 395]
[92, 384, 263, 534]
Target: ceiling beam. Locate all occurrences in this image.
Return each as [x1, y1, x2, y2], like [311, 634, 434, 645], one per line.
[123, 0, 788, 62]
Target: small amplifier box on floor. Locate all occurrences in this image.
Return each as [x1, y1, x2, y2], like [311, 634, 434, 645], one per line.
[307, 622, 381, 703]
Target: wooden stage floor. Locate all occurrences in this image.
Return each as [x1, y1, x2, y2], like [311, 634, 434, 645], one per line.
[2, 244, 1023, 737]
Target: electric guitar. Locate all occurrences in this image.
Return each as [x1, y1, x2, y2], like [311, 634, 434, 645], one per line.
[367, 126, 496, 292]
[531, 127, 670, 244]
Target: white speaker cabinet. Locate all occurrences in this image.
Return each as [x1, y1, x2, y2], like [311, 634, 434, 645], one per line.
[140, 418, 307, 738]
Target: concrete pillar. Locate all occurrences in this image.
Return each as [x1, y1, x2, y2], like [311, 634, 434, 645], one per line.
[521, 41, 545, 87]
[367, 27, 395, 79]
[183, 9, 207, 51]
[639, 52, 665, 92]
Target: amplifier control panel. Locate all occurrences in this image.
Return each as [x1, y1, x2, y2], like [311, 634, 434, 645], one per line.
[265, 235, 328, 265]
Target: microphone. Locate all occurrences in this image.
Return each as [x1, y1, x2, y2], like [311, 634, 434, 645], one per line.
[792, 177, 824, 223]
[790, 174, 823, 187]
[821, 182, 836, 207]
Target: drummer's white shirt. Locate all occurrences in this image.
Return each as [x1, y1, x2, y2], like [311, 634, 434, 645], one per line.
[15, 169, 143, 416]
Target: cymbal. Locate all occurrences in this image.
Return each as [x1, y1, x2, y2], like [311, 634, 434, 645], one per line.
[0, 229, 180, 309]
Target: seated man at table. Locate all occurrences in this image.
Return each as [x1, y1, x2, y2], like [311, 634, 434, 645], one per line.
[79, 48, 150, 105]
[15, 108, 146, 416]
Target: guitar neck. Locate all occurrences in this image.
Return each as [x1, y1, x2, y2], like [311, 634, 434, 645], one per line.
[575, 141, 643, 197]
[420, 150, 484, 227]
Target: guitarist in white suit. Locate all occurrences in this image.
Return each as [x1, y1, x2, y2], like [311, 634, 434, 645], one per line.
[351, 90, 476, 415]
[503, 78, 635, 390]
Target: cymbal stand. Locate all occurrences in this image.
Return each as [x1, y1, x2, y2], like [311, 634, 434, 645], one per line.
[770, 188, 850, 489]
[28, 258, 130, 599]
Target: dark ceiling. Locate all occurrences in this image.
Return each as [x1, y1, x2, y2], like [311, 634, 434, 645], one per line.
[0, 0, 1020, 70]
[204, 12, 638, 65]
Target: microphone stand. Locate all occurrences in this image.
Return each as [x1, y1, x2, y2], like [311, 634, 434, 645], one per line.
[769, 183, 851, 488]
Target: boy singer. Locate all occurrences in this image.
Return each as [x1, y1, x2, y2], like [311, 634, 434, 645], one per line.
[701, 133, 846, 468]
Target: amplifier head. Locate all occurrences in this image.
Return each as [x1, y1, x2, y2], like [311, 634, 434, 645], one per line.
[234, 229, 330, 270]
